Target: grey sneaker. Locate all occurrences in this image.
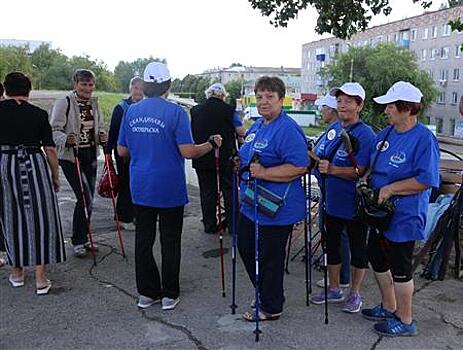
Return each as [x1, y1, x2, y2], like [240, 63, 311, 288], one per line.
[73, 244, 87, 258]
[162, 297, 180, 310]
[342, 291, 363, 313]
[310, 288, 344, 304]
[84, 242, 99, 252]
[137, 295, 160, 309]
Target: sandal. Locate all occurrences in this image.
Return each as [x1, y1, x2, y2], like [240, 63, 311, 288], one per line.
[36, 279, 52, 295]
[8, 275, 24, 287]
[242, 310, 281, 322]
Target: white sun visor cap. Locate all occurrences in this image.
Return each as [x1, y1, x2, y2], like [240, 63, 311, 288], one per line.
[143, 62, 171, 83]
[373, 81, 423, 104]
[314, 94, 337, 109]
[329, 82, 366, 101]
[206, 83, 227, 95]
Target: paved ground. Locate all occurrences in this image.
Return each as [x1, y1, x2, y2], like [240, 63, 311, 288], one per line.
[1, 164, 463, 350]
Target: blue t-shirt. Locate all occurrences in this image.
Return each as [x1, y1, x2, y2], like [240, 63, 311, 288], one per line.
[239, 112, 309, 225]
[313, 121, 342, 186]
[321, 121, 376, 220]
[233, 111, 243, 127]
[370, 123, 440, 242]
[117, 97, 194, 208]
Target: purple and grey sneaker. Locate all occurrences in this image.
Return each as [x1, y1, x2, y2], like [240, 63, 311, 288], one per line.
[310, 288, 344, 304]
[342, 291, 363, 313]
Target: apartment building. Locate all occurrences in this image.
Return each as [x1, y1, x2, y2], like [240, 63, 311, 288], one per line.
[301, 5, 463, 135]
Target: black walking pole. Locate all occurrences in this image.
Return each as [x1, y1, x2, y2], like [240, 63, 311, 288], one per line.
[230, 168, 238, 314]
[251, 153, 262, 342]
[284, 230, 293, 274]
[72, 146, 97, 265]
[319, 174, 329, 324]
[215, 148, 226, 298]
[304, 171, 311, 306]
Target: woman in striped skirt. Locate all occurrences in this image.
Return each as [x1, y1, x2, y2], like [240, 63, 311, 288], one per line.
[0, 72, 66, 295]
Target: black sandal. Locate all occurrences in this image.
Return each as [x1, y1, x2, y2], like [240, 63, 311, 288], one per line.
[242, 310, 281, 322]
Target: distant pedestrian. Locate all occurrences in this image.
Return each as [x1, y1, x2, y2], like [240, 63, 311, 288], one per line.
[191, 83, 245, 234]
[106, 76, 144, 230]
[117, 62, 222, 311]
[0, 71, 66, 294]
[50, 69, 107, 258]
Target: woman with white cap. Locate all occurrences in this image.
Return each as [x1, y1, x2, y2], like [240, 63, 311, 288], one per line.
[310, 82, 375, 314]
[361, 81, 439, 336]
[312, 94, 350, 289]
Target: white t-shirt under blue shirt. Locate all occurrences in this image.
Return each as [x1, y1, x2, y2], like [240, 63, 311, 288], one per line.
[117, 97, 194, 208]
[370, 123, 440, 242]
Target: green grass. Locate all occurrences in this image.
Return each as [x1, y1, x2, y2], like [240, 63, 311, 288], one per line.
[95, 92, 126, 127]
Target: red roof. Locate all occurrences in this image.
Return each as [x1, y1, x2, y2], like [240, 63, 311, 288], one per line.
[301, 93, 317, 102]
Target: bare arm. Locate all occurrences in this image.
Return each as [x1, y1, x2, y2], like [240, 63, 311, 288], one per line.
[318, 159, 366, 180]
[378, 178, 430, 204]
[179, 134, 222, 159]
[44, 146, 60, 192]
[250, 163, 307, 182]
[117, 145, 129, 158]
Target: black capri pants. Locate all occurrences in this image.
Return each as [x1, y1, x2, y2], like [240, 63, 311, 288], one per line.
[325, 214, 368, 269]
[367, 229, 415, 283]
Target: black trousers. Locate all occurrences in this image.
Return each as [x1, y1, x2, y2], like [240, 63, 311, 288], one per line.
[195, 165, 232, 233]
[115, 154, 134, 223]
[238, 215, 292, 315]
[134, 204, 184, 299]
[59, 147, 97, 245]
[325, 214, 369, 269]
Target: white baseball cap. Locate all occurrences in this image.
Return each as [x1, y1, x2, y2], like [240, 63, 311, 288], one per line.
[143, 62, 171, 83]
[330, 82, 366, 101]
[206, 83, 227, 96]
[373, 81, 423, 104]
[315, 94, 337, 109]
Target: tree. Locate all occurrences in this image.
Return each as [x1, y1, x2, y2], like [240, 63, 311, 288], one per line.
[114, 57, 166, 92]
[0, 46, 33, 82]
[320, 43, 438, 128]
[225, 79, 244, 107]
[170, 74, 212, 103]
[448, 0, 463, 7]
[248, 0, 432, 39]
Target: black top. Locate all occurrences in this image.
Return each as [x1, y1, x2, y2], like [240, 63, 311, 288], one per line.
[190, 97, 237, 170]
[106, 98, 134, 154]
[0, 99, 55, 147]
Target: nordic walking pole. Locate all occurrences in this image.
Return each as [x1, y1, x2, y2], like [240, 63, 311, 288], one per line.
[303, 172, 310, 306]
[251, 153, 262, 342]
[72, 145, 97, 265]
[319, 173, 328, 324]
[308, 171, 313, 298]
[103, 152, 126, 258]
[215, 148, 226, 298]
[230, 167, 238, 314]
[284, 230, 293, 274]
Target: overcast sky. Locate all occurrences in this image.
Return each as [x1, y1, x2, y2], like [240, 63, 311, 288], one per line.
[2, 0, 441, 78]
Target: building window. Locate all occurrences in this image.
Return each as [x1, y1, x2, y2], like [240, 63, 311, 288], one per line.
[439, 69, 449, 81]
[307, 50, 311, 59]
[441, 47, 449, 59]
[393, 33, 399, 43]
[450, 119, 456, 136]
[456, 45, 461, 58]
[423, 28, 429, 39]
[442, 24, 451, 36]
[430, 48, 437, 60]
[451, 92, 458, 105]
[411, 29, 417, 41]
[432, 26, 438, 38]
[428, 69, 434, 79]
[436, 118, 443, 133]
[422, 49, 427, 61]
[437, 92, 446, 104]
[454, 68, 460, 81]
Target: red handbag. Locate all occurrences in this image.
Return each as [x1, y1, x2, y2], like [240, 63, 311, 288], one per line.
[97, 154, 119, 198]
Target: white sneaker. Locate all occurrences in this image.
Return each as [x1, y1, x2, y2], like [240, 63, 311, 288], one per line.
[122, 222, 136, 231]
[73, 244, 87, 258]
[162, 297, 180, 310]
[316, 277, 350, 289]
[137, 295, 160, 309]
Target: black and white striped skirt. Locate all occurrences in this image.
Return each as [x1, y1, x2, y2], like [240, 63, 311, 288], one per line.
[0, 146, 66, 267]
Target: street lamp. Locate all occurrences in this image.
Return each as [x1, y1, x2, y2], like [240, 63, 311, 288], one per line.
[346, 42, 354, 82]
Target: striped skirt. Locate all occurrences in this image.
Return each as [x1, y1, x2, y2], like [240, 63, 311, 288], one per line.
[0, 146, 66, 267]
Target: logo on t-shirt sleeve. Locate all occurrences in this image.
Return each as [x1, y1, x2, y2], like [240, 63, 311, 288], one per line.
[327, 129, 336, 140]
[245, 133, 256, 143]
[376, 140, 390, 152]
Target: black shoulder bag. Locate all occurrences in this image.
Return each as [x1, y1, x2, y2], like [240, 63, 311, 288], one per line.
[356, 126, 394, 232]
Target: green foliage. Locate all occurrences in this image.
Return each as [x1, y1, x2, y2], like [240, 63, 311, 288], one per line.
[248, 0, 432, 39]
[170, 75, 212, 103]
[225, 79, 244, 107]
[114, 57, 166, 93]
[320, 43, 438, 128]
[448, 0, 463, 7]
[0, 46, 33, 81]
[95, 92, 126, 127]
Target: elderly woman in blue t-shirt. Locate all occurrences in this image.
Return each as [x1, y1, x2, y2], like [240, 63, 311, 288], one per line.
[361, 81, 440, 337]
[238, 76, 308, 321]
